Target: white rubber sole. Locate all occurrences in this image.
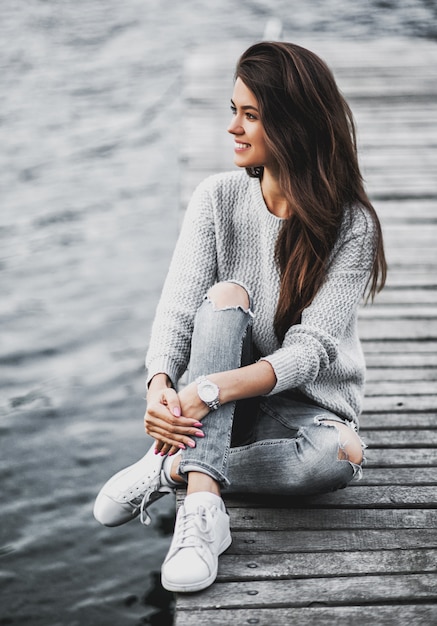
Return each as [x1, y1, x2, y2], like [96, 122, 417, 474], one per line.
[161, 534, 232, 593]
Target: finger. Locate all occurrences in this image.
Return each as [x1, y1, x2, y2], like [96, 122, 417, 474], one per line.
[153, 439, 179, 457]
[147, 427, 195, 451]
[146, 402, 200, 426]
[148, 424, 199, 448]
[168, 444, 181, 457]
[159, 442, 172, 456]
[146, 413, 204, 436]
[160, 387, 181, 417]
[154, 440, 184, 458]
[149, 422, 204, 438]
[154, 439, 165, 455]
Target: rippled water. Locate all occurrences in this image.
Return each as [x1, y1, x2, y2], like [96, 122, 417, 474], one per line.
[1, 1, 436, 624]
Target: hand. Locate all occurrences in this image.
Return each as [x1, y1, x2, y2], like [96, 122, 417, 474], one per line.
[144, 380, 207, 457]
[178, 381, 210, 421]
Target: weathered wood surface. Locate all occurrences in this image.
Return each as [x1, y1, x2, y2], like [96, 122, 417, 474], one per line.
[175, 606, 436, 626]
[175, 37, 437, 626]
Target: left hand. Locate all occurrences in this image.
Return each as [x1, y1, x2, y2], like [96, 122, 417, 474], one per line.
[178, 381, 210, 422]
[148, 382, 210, 457]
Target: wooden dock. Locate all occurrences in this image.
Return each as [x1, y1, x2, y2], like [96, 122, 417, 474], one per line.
[174, 38, 437, 625]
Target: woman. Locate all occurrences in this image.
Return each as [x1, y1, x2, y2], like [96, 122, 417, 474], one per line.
[94, 41, 386, 593]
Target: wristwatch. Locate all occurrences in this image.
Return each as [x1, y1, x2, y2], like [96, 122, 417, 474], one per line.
[196, 376, 220, 410]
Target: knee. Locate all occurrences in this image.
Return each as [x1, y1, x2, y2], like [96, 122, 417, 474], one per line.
[207, 282, 250, 310]
[323, 420, 363, 465]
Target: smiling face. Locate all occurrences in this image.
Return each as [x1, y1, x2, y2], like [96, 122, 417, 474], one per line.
[227, 77, 275, 172]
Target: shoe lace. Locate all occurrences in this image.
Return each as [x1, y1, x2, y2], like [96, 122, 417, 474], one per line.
[139, 480, 172, 526]
[173, 505, 215, 549]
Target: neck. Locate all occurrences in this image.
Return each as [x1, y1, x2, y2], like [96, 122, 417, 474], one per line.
[260, 169, 289, 218]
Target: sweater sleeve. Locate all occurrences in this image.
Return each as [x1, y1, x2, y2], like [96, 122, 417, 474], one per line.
[261, 206, 377, 395]
[145, 178, 218, 386]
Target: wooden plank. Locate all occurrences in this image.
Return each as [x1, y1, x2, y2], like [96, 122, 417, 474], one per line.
[358, 320, 437, 341]
[227, 531, 436, 554]
[364, 448, 436, 467]
[227, 508, 436, 531]
[363, 340, 437, 354]
[216, 548, 437, 580]
[224, 487, 437, 509]
[336, 73, 437, 96]
[356, 468, 437, 485]
[365, 368, 437, 381]
[363, 429, 437, 447]
[175, 574, 437, 609]
[363, 395, 437, 412]
[384, 273, 437, 288]
[384, 249, 436, 266]
[175, 605, 437, 626]
[360, 413, 437, 428]
[383, 223, 437, 242]
[365, 381, 437, 395]
[365, 429, 437, 447]
[365, 355, 437, 367]
[363, 157, 437, 175]
[370, 290, 437, 305]
[359, 306, 437, 318]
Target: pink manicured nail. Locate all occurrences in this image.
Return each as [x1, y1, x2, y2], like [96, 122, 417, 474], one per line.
[178, 443, 186, 450]
[194, 422, 203, 428]
[195, 431, 205, 438]
[187, 440, 196, 448]
[172, 407, 181, 417]
[154, 448, 160, 455]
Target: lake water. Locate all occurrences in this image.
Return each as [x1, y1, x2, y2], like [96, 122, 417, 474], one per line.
[1, 1, 436, 624]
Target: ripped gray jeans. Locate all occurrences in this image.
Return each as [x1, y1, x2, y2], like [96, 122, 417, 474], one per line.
[178, 288, 364, 495]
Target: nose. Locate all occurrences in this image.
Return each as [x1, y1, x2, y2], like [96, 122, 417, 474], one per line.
[227, 116, 243, 135]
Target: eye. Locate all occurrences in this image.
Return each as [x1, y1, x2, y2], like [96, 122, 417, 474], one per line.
[246, 112, 257, 120]
[230, 104, 237, 115]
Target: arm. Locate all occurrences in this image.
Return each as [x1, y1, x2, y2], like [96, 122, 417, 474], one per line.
[145, 361, 277, 455]
[262, 206, 378, 394]
[145, 178, 219, 387]
[143, 178, 220, 455]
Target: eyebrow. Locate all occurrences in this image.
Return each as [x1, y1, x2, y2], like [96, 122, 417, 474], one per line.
[230, 99, 259, 112]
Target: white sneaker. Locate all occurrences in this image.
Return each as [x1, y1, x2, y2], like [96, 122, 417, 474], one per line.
[161, 492, 232, 593]
[93, 445, 176, 527]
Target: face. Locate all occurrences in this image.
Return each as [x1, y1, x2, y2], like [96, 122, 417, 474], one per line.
[227, 77, 275, 171]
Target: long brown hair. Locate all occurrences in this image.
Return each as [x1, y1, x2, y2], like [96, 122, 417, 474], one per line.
[236, 42, 386, 342]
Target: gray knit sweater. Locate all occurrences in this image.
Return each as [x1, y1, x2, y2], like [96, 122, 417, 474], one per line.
[146, 170, 377, 426]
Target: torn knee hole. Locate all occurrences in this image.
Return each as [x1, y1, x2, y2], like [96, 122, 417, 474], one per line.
[206, 282, 251, 311]
[317, 418, 364, 465]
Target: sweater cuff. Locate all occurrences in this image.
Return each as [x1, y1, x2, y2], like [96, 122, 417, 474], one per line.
[259, 354, 300, 396]
[146, 356, 186, 389]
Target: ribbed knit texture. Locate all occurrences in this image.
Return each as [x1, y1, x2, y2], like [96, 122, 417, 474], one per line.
[146, 170, 377, 426]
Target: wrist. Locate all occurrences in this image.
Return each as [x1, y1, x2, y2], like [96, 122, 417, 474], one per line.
[147, 373, 172, 398]
[196, 376, 221, 410]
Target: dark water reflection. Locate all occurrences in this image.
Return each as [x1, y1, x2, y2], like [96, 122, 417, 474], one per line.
[1, 1, 436, 624]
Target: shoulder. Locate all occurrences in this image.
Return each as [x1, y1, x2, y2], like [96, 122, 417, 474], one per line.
[192, 170, 250, 200]
[339, 202, 378, 243]
[330, 203, 379, 269]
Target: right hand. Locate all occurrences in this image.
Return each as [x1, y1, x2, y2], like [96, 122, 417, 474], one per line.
[144, 376, 204, 456]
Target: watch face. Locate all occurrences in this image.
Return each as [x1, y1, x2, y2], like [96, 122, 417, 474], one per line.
[201, 382, 217, 402]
